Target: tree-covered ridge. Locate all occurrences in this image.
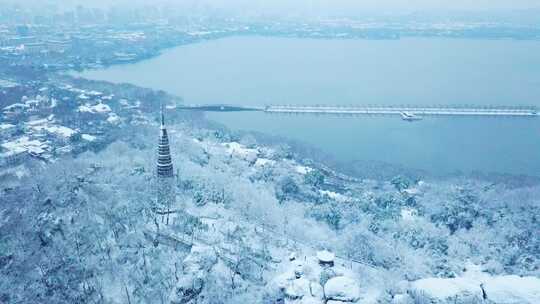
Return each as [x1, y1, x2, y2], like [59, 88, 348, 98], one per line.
[1, 118, 539, 303]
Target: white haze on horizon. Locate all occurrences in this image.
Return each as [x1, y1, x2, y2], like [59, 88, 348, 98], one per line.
[5, 0, 540, 14]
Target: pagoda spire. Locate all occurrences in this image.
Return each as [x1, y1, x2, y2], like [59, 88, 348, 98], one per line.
[161, 102, 165, 127]
[157, 103, 174, 178]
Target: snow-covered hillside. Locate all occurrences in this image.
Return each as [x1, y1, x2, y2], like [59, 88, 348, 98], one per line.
[1, 119, 539, 304]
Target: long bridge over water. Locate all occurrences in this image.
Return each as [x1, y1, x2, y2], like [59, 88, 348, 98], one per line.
[178, 104, 539, 120]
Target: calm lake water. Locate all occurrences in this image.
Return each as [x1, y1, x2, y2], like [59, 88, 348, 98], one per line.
[76, 36, 540, 177]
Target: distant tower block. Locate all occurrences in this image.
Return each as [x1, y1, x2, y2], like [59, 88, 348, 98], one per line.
[156, 104, 175, 223]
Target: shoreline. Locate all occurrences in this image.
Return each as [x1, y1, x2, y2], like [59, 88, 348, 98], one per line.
[4, 34, 539, 182]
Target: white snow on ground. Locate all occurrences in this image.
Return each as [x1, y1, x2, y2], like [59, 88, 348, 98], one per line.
[483, 275, 540, 303]
[402, 181, 429, 197]
[268, 251, 361, 304]
[402, 187, 421, 195]
[101, 275, 124, 304]
[390, 294, 413, 304]
[107, 113, 120, 124]
[78, 105, 92, 113]
[411, 263, 540, 303]
[92, 103, 112, 113]
[81, 134, 96, 141]
[325, 276, 361, 302]
[87, 90, 103, 96]
[119, 99, 129, 106]
[270, 263, 324, 303]
[78, 103, 112, 113]
[222, 142, 258, 162]
[254, 158, 276, 167]
[412, 276, 482, 300]
[400, 208, 418, 221]
[14, 167, 29, 178]
[295, 165, 313, 175]
[284, 277, 312, 300]
[319, 190, 350, 203]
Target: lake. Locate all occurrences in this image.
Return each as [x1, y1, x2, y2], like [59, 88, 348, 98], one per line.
[75, 36, 540, 177]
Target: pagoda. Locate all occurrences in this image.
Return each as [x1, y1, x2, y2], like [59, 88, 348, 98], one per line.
[156, 104, 175, 224]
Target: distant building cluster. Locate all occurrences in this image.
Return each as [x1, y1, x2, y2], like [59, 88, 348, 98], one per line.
[2, 3, 537, 75]
[0, 79, 144, 171]
[0, 8, 234, 71]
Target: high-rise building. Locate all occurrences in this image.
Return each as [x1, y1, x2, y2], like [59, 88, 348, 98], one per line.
[156, 105, 175, 223]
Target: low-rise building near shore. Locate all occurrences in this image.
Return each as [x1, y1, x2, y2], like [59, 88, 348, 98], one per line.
[0, 148, 27, 168]
[0, 123, 16, 137]
[0, 135, 50, 168]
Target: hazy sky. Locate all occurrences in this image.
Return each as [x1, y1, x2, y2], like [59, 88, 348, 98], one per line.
[189, 0, 537, 10]
[6, 0, 540, 15]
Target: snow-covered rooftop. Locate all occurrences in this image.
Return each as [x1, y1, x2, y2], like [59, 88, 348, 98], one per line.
[316, 250, 335, 263]
[4, 103, 29, 111]
[26, 119, 76, 138]
[2, 136, 48, 155]
[81, 134, 97, 142]
[87, 90, 103, 96]
[0, 79, 19, 88]
[78, 103, 112, 114]
[325, 276, 361, 302]
[45, 125, 76, 138]
[0, 123, 15, 130]
[107, 113, 120, 124]
[26, 118, 49, 126]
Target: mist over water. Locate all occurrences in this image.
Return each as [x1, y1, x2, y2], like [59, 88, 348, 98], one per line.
[77, 36, 540, 176]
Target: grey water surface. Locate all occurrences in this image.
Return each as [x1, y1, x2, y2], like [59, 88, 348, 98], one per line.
[75, 36, 540, 176]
